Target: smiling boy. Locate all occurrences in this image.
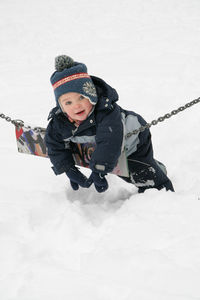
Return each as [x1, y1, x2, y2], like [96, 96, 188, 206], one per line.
[45, 55, 174, 193]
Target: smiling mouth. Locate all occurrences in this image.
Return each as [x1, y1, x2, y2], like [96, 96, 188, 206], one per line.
[76, 110, 85, 115]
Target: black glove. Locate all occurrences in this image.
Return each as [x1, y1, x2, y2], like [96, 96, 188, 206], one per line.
[88, 172, 108, 193]
[66, 166, 92, 191]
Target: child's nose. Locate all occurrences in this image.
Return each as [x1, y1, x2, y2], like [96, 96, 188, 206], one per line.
[74, 102, 81, 110]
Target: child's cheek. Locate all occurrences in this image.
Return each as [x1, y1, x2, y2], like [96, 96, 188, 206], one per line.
[87, 103, 93, 112]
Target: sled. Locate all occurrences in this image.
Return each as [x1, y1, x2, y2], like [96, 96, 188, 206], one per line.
[15, 124, 129, 177]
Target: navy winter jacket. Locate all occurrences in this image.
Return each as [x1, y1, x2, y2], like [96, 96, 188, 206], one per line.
[45, 76, 149, 175]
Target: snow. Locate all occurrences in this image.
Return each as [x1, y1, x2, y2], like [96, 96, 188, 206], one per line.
[0, 0, 200, 299]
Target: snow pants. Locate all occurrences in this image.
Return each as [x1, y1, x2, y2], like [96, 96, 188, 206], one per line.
[119, 136, 174, 193]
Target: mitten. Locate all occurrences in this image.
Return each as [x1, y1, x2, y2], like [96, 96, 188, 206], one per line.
[66, 166, 92, 190]
[88, 172, 108, 193]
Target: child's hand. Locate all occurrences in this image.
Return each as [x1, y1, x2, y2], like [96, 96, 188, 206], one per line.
[66, 166, 93, 190]
[88, 172, 108, 193]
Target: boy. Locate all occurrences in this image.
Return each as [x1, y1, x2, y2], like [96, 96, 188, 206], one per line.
[45, 55, 174, 193]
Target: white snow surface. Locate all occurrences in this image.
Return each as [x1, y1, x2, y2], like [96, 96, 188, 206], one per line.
[0, 0, 200, 299]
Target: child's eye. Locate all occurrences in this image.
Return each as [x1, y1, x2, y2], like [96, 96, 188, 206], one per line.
[65, 101, 72, 105]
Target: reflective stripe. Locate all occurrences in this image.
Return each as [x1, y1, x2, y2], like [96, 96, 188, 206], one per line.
[63, 135, 96, 144]
[122, 113, 141, 156]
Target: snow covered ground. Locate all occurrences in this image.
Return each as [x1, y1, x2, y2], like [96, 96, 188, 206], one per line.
[0, 0, 200, 299]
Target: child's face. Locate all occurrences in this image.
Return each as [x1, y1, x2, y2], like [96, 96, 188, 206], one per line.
[59, 92, 93, 122]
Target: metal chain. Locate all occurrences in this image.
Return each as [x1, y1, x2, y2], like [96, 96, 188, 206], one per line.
[0, 113, 24, 127]
[1, 96, 200, 135]
[125, 96, 200, 138]
[0, 113, 47, 133]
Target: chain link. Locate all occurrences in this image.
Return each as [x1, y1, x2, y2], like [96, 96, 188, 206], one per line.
[0, 113, 47, 133]
[0, 113, 24, 127]
[125, 97, 200, 138]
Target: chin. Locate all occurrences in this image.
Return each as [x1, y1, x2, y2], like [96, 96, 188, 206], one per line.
[79, 116, 87, 121]
[76, 114, 87, 121]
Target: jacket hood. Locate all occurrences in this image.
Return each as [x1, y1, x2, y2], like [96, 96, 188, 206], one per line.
[91, 76, 119, 103]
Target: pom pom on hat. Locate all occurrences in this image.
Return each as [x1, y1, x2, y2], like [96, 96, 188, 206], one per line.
[55, 55, 74, 72]
[50, 55, 97, 106]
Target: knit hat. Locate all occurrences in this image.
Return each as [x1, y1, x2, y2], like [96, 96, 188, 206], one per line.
[50, 55, 97, 106]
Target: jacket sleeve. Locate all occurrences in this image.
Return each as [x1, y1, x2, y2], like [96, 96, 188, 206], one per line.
[89, 104, 123, 174]
[45, 120, 75, 175]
